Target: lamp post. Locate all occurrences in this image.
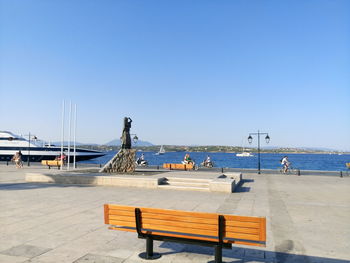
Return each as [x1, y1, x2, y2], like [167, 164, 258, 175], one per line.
[25, 133, 37, 166]
[248, 130, 270, 174]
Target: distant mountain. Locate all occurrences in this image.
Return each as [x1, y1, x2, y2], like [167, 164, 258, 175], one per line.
[105, 139, 153, 147]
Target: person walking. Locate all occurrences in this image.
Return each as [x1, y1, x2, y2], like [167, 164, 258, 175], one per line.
[12, 151, 23, 168]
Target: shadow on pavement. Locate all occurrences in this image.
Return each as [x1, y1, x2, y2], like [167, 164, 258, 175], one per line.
[159, 242, 348, 263]
[0, 182, 93, 190]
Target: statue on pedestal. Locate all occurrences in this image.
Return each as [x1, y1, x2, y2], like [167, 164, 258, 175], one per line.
[121, 117, 132, 149]
[99, 117, 136, 173]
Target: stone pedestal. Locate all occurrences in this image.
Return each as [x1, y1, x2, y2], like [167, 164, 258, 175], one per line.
[99, 149, 136, 173]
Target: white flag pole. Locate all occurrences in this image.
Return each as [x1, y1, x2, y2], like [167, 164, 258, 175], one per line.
[60, 100, 65, 170]
[67, 101, 72, 170]
[73, 104, 77, 169]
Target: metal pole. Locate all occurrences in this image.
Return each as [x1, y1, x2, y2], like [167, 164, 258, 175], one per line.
[67, 101, 72, 170]
[73, 104, 77, 169]
[257, 130, 261, 174]
[60, 100, 65, 170]
[27, 132, 31, 166]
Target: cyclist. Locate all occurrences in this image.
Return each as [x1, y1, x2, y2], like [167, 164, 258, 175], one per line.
[281, 156, 290, 174]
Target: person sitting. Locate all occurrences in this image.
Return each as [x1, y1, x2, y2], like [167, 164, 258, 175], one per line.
[183, 154, 194, 165]
[57, 153, 67, 165]
[136, 153, 148, 166]
[203, 155, 212, 167]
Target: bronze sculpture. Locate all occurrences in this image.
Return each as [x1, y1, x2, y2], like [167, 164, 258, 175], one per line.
[121, 117, 132, 149]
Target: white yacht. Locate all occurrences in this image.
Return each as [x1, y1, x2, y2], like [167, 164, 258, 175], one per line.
[236, 152, 254, 157]
[0, 131, 106, 162]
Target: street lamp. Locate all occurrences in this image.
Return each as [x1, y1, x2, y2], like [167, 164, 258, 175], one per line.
[248, 130, 270, 174]
[24, 133, 37, 166]
[131, 134, 138, 144]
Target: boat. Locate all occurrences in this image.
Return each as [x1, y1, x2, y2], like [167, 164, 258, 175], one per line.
[236, 146, 253, 157]
[155, 145, 165, 155]
[0, 131, 106, 162]
[236, 152, 254, 157]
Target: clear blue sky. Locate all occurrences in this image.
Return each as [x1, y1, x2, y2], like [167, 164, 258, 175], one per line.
[1, 0, 349, 150]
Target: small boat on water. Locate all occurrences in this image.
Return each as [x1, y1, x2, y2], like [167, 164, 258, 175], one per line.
[155, 145, 165, 155]
[236, 152, 254, 157]
[236, 145, 253, 157]
[0, 131, 106, 162]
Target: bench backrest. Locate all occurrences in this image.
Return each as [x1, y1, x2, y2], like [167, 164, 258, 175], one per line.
[163, 163, 194, 170]
[41, 160, 62, 166]
[104, 204, 266, 247]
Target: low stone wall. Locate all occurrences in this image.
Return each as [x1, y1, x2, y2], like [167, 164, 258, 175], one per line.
[26, 173, 162, 189]
[25, 172, 242, 193]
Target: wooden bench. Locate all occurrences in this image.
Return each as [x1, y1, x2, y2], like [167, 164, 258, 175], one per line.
[104, 204, 266, 263]
[41, 160, 62, 169]
[163, 163, 194, 170]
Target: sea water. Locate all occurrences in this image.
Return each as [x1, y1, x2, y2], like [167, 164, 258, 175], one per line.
[83, 151, 350, 171]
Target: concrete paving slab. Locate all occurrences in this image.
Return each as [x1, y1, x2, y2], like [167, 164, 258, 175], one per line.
[1, 244, 51, 258]
[1, 165, 350, 263]
[73, 254, 124, 263]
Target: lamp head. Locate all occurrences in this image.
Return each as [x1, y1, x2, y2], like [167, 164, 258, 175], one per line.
[265, 135, 270, 144]
[248, 135, 253, 144]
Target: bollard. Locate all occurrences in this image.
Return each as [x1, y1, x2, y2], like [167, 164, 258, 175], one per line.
[340, 171, 343, 178]
[221, 167, 224, 173]
[6, 161, 9, 166]
[99, 163, 102, 168]
[157, 165, 159, 170]
[297, 169, 301, 176]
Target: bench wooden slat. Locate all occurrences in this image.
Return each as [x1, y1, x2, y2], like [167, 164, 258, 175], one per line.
[141, 218, 218, 232]
[225, 232, 261, 241]
[109, 215, 135, 223]
[225, 221, 260, 228]
[140, 207, 218, 219]
[141, 223, 218, 237]
[107, 204, 137, 212]
[108, 210, 135, 217]
[259, 217, 266, 241]
[226, 226, 260, 235]
[223, 214, 263, 223]
[109, 226, 136, 233]
[141, 212, 218, 225]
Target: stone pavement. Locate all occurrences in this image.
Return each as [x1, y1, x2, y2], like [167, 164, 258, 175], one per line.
[0, 165, 349, 263]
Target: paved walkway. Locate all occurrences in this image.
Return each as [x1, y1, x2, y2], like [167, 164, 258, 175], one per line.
[0, 165, 349, 263]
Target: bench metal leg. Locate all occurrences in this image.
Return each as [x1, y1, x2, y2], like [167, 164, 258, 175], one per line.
[139, 236, 161, 260]
[215, 245, 222, 263]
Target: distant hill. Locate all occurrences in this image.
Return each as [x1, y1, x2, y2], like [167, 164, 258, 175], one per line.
[105, 139, 153, 147]
[50, 141, 97, 146]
